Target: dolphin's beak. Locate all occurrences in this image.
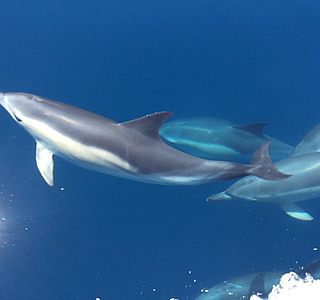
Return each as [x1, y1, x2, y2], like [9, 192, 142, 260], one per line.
[0, 92, 18, 121]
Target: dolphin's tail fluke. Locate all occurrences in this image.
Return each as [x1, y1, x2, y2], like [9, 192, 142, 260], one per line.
[248, 141, 291, 180]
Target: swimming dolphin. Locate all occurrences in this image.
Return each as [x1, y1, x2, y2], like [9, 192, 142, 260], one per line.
[159, 117, 293, 162]
[207, 122, 320, 221]
[0, 92, 288, 186]
[195, 258, 320, 300]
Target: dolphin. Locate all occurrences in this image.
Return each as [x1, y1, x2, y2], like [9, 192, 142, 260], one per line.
[159, 117, 293, 162]
[0, 92, 289, 187]
[195, 258, 320, 300]
[207, 122, 320, 221]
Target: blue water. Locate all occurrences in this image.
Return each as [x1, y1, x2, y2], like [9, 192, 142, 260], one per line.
[0, 1, 320, 299]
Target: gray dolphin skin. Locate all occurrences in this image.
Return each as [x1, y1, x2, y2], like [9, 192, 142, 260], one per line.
[0, 92, 289, 187]
[159, 117, 293, 162]
[195, 258, 320, 300]
[207, 122, 320, 221]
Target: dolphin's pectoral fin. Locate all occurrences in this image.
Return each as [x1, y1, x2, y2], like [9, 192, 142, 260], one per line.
[36, 142, 54, 186]
[279, 203, 313, 221]
[207, 192, 232, 202]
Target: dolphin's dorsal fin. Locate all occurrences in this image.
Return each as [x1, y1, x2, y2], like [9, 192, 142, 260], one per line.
[290, 123, 320, 157]
[233, 123, 269, 140]
[279, 203, 313, 221]
[248, 273, 267, 298]
[121, 112, 173, 139]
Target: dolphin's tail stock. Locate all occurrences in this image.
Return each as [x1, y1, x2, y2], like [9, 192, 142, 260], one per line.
[248, 141, 291, 180]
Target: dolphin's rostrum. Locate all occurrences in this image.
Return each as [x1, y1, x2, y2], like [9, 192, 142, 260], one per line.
[0, 92, 289, 186]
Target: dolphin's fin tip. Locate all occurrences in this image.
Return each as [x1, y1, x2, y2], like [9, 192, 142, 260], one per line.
[280, 203, 313, 221]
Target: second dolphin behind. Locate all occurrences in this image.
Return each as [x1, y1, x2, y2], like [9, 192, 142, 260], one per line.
[160, 117, 293, 162]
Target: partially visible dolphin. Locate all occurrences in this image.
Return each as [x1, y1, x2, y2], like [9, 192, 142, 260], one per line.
[0, 92, 289, 186]
[195, 258, 320, 300]
[207, 122, 320, 221]
[290, 122, 320, 157]
[159, 118, 293, 162]
[208, 153, 320, 220]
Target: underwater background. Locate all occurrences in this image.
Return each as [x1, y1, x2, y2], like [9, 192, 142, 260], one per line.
[0, 1, 320, 299]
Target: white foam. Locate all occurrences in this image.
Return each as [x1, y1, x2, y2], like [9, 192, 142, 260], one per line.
[250, 272, 320, 300]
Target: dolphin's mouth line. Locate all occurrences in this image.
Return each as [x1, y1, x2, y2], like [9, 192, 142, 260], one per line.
[2, 96, 22, 123]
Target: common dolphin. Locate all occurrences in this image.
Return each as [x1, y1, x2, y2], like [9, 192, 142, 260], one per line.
[0, 92, 288, 186]
[159, 117, 293, 162]
[195, 258, 320, 300]
[207, 122, 320, 221]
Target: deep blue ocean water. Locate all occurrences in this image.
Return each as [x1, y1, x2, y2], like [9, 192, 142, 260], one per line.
[0, 1, 320, 299]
